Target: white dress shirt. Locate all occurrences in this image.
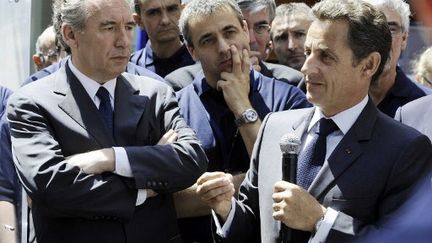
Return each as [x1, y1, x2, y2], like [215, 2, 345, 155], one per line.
[68, 60, 147, 205]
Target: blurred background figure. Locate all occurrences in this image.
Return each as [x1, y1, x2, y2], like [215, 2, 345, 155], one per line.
[270, 3, 314, 71]
[31, 26, 62, 71]
[411, 46, 432, 88]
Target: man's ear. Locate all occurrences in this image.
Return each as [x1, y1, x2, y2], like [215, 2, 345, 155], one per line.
[401, 31, 408, 51]
[32, 54, 44, 70]
[62, 24, 78, 49]
[361, 51, 381, 79]
[133, 13, 145, 29]
[187, 44, 199, 62]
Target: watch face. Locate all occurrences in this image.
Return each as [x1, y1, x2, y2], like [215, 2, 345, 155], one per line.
[245, 110, 258, 122]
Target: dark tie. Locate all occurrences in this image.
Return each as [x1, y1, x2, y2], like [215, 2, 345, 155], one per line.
[297, 118, 338, 189]
[96, 87, 113, 132]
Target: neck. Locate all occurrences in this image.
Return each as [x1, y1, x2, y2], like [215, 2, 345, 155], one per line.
[150, 39, 183, 59]
[369, 69, 396, 105]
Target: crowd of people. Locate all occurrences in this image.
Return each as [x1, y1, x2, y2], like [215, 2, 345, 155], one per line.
[0, 0, 431, 243]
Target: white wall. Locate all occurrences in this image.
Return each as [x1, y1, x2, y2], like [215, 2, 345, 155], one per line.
[0, 0, 31, 91]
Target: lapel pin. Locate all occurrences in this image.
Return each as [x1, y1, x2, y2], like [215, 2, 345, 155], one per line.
[345, 148, 351, 154]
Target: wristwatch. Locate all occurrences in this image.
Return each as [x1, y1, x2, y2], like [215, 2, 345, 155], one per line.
[235, 108, 258, 127]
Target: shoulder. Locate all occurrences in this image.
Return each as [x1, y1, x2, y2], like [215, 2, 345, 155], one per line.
[120, 72, 173, 95]
[262, 62, 303, 84]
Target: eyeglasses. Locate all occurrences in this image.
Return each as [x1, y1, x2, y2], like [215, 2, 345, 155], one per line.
[38, 48, 60, 64]
[251, 23, 271, 35]
[388, 23, 403, 36]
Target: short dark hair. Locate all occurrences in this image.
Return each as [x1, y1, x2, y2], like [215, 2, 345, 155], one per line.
[312, 0, 392, 84]
[179, 0, 244, 47]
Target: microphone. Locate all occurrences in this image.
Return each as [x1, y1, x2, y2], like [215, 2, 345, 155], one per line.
[278, 133, 301, 243]
[280, 133, 301, 183]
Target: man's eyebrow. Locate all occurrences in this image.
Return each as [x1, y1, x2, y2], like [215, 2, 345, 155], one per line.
[387, 21, 401, 27]
[253, 20, 269, 26]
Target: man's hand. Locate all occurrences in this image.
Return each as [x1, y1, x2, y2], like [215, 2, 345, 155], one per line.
[196, 172, 235, 222]
[217, 45, 253, 117]
[67, 148, 115, 174]
[272, 181, 326, 232]
[157, 129, 178, 145]
[249, 50, 262, 72]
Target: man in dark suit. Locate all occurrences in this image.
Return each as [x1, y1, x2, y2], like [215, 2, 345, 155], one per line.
[196, 0, 432, 242]
[6, 0, 207, 242]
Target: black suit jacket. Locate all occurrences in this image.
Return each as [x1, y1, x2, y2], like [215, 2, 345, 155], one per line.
[216, 99, 432, 242]
[7, 64, 207, 243]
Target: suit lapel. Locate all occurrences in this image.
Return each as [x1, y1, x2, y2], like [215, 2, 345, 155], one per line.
[56, 63, 115, 147]
[113, 75, 148, 145]
[308, 99, 378, 199]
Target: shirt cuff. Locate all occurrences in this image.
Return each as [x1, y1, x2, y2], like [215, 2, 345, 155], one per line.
[113, 147, 133, 177]
[212, 199, 236, 238]
[136, 189, 147, 206]
[309, 207, 339, 243]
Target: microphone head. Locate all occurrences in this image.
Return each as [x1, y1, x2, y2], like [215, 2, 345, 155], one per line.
[280, 133, 301, 155]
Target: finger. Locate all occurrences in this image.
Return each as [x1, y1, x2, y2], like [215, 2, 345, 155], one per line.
[242, 48, 250, 73]
[196, 171, 227, 185]
[200, 183, 234, 201]
[230, 45, 241, 75]
[166, 132, 178, 144]
[157, 129, 174, 145]
[249, 50, 261, 59]
[273, 180, 291, 192]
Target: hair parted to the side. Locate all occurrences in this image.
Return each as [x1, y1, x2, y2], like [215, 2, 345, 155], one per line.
[179, 0, 244, 47]
[312, 0, 392, 84]
[52, 0, 133, 54]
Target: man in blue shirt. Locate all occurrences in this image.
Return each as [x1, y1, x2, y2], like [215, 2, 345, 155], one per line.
[173, 1, 310, 242]
[365, 0, 430, 117]
[130, 0, 195, 78]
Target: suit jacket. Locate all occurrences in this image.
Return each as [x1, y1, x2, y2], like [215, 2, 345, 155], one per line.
[217, 99, 432, 243]
[394, 95, 432, 140]
[164, 61, 304, 92]
[7, 63, 207, 243]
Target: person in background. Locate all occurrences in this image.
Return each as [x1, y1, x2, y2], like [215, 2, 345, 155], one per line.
[173, 0, 310, 241]
[164, 0, 304, 91]
[364, 0, 429, 117]
[411, 46, 432, 88]
[130, 0, 195, 78]
[32, 26, 64, 72]
[6, 0, 207, 242]
[0, 86, 16, 243]
[196, 0, 432, 242]
[270, 3, 314, 71]
[23, 0, 163, 86]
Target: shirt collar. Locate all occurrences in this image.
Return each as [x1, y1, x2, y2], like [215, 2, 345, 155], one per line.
[68, 59, 116, 104]
[308, 95, 369, 135]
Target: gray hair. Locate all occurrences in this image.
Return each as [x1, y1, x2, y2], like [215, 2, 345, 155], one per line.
[179, 0, 243, 47]
[236, 0, 276, 21]
[363, 0, 410, 33]
[312, 0, 392, 84]
[412, 47, 432, 86]
[274, 3, 313, 22]
[53, 0, 132, 53]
